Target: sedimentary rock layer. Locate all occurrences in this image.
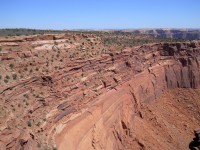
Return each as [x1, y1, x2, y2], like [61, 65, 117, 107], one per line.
[0, 35, 200, 150]
[55, 41, 200, 150]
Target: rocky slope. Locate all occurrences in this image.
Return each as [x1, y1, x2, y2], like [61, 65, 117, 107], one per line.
[0, 34, 200, 150]
[133, 88, 200, 150]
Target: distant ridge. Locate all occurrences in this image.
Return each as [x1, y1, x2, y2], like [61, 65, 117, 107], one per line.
[0, 28, 200, 39]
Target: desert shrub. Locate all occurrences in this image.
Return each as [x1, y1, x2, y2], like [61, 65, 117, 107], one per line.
[27, 120, 32, 127]
[12, 74, 17, 80]
[5, 75, 10, 79]
[23, 94, 29, 99]
[4, 79, 8, 83]
[9, 64, 14, 69]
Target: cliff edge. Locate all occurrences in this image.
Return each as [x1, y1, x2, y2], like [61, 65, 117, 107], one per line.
[0, 34, 200, 150]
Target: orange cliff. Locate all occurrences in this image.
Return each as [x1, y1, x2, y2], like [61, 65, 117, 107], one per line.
[0, 34, 200, 150]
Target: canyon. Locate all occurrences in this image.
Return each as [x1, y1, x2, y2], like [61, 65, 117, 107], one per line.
[0, 33, 200, 150]
[126, 29, 200, 40]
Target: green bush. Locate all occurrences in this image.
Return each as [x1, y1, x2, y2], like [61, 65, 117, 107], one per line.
[12, 74, 17, 80]
[9, 64, 14, 69]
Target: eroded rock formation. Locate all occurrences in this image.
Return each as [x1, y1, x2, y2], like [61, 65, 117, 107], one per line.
[0, 34, 200, 150]
[131, 29, 200, 40]
[55, 41, 200, 150]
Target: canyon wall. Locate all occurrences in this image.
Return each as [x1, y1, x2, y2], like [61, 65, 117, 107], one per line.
[0, 35, 200, 150]
[54, 41, 200, 150]
[131, 29, 200, 40]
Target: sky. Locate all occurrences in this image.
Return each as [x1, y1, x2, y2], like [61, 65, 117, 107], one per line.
[0, 0, 200, 29]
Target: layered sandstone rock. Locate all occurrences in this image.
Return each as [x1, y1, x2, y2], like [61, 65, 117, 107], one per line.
[55, 41, 200, 150]
[0, 34, 200, 150]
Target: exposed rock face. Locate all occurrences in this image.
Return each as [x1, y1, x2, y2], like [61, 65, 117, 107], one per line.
[54, 41, 200, 150]
[53, 42, 200, 150]
[0, 34, 200, 150]
[130, 29, 200, 40]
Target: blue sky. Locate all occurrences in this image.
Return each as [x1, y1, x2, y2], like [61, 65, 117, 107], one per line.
[1, 0, 200, 29]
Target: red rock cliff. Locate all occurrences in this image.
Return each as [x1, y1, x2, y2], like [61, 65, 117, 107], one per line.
[54, 41, 200, 150]
[0, 36, 200, 150]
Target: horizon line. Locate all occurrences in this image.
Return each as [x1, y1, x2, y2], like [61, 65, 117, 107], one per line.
[0, 27, 200, 31]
